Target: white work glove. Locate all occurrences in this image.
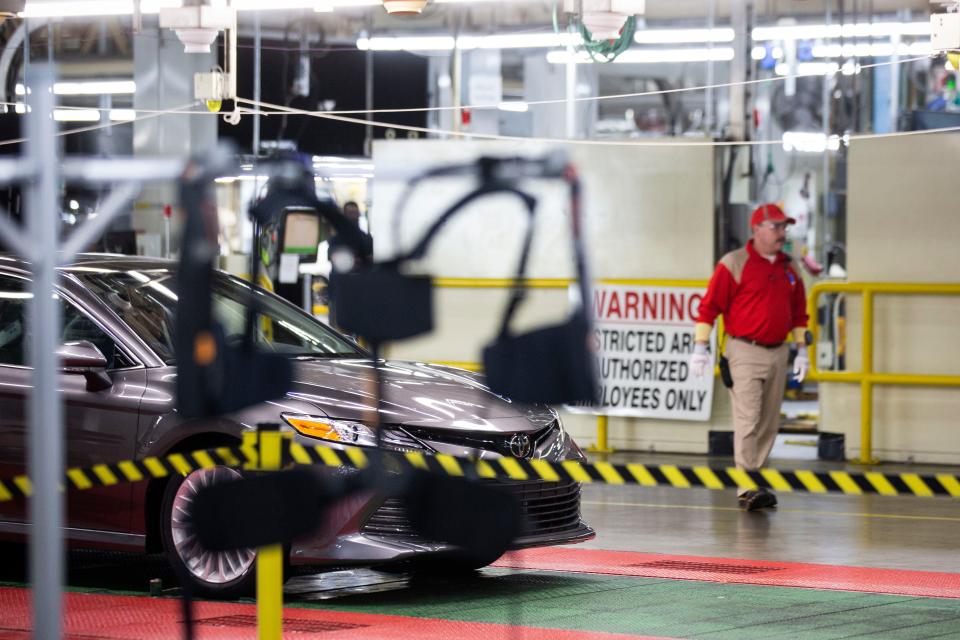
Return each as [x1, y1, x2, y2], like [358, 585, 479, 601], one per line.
[793, 348, 809, 383]
[690, 342, 710, 379]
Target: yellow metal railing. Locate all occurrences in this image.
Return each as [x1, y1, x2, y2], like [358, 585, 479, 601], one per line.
[808, 282, 960, 464]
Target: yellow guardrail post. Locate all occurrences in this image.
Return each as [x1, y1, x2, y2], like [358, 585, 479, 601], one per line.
[860, 289, 877, 464]
[588, 415, 614, 454]
[809, 282, 960, 465]
[245, 425, 290, 640]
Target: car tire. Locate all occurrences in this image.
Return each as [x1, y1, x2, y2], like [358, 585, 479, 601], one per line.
[160, 466, 281, 598]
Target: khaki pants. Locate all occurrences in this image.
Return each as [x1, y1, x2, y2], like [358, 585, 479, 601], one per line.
[725, 339, 789, 491]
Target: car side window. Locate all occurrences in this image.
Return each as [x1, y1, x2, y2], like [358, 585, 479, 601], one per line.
[0, 274, 134, 369]
[0, 275, 28, 366]
[61, 300, 134, 369]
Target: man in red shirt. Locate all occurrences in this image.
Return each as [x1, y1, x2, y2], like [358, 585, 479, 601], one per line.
[691, 203, 809, 511]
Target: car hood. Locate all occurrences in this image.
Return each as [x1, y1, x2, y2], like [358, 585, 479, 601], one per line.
[282, 358, 553, 432]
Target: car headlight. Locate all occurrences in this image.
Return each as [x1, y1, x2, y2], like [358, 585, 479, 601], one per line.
[281, 413, 430, 453]
[282, 414, 376, 446]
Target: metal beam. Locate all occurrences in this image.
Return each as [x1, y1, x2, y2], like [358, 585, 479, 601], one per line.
[25, 64, 63, 640]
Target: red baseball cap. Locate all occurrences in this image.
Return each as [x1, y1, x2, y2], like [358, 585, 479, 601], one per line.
[750, 203, 796, 227]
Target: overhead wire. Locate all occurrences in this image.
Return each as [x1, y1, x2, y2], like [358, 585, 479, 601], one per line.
[237, 95, 960, 148]
[0, 54, 932, 118]
[238, 54, 932, 116]
[0, 53, 940, 147]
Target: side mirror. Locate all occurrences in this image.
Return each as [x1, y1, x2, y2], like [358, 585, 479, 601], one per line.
[57, 341, 112, 391]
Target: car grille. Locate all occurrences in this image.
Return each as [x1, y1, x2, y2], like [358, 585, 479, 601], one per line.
[401, 421, 557, 458]
[360, 478, 584, 540]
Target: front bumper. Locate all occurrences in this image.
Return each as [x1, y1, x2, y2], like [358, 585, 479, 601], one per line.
[290, 477, 595, 566]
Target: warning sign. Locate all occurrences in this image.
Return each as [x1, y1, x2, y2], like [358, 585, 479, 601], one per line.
[569, 284, 716, 421]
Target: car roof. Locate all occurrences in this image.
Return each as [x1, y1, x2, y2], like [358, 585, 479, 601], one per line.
[0, 252, 176, 273]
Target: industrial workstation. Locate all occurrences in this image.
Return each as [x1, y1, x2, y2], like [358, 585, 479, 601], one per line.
[0, 1, 958, 639]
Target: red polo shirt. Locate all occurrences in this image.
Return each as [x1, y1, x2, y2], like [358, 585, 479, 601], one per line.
[696, 240, 808, 345]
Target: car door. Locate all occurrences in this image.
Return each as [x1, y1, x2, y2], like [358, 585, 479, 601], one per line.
[0, 273, 147, 536]
[0, 273, 31, 525]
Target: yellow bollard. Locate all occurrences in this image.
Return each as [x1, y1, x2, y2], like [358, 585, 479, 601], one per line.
[243, 426, 290, 640]
[857, 290, 879, 464]
[587, 415, 615, 454]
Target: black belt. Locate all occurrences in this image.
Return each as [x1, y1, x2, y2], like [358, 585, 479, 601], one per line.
[729, 335, 784, 349]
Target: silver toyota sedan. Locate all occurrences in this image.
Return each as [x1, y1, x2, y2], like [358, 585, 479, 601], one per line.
[0, 254, 593, 596]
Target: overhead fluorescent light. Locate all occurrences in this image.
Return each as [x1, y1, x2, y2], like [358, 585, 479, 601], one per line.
[357, 35, 456, 51]
[634, 27, 735, 44]
[775, 61, 840, 76]
[811, 40, 933, 58]
[547, 47, 735, 64]
[752, 21, 930, 41]
[16, 80, 136, 96]
[756, 40, 931, 62]
[462, 32, 582, 49]
[782, 131, 848, 153]
[109, 109, 137, 121]
[53, 109, 101, 122]
[752, 45, 785, 60]
[358, 32, 582, 51]
[498, 101, 529, 112]
[21, 0, 181, 18]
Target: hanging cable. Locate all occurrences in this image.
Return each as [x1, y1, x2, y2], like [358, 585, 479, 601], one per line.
[236, 95, 960, 148]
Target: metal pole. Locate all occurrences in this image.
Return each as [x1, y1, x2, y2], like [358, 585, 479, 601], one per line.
[253, 10, 261, 159]
[451, 43, 462, 134]
[25, 64, 64, 640]
[565, 50, 576, 138]
[302, 272, 312, 314]
[705, 0, 716, 133]
[820, 2, 832, 264]
[728, 1, 749, 140]
[365, 47, 374, 156]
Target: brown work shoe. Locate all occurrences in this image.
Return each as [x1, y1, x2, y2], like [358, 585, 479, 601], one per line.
[738, 488, 777, 511]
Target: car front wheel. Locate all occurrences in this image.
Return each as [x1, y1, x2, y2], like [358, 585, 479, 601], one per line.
[160, 466, 259, 598]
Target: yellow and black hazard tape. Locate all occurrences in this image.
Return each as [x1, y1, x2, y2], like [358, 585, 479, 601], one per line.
[1, 440, 959, 501]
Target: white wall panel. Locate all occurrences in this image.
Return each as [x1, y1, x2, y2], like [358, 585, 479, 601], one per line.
[373, 139, 722, 451]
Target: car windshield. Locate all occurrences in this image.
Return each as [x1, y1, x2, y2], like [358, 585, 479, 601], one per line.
[71, 268, 364, 365]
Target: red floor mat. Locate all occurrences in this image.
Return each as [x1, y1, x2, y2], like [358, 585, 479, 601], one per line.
[0, 587, 672, 640]
[494, 548, 960, 599]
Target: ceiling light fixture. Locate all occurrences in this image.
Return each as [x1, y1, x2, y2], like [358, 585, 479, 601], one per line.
[752, 21, 930, 41]
[382, 0, 426, 14]
[498, 101, 529, 112]
[547, 47, 735, 64]
[563, 0, 646, 40]
[20, 0, 180, 18]
[16, 80, 136, 95]
[53, 109, 101, 122]
[634, 27, 735, 44]
[357, 32, 583, 51]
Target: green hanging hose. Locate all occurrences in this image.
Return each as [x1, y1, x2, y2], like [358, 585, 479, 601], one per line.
[579, 16, 637, 63]
[552, 0, 637, 64]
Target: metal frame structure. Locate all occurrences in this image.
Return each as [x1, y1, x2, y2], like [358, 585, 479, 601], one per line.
[808, 281, 960, 464]
[0, 65, 187, 640]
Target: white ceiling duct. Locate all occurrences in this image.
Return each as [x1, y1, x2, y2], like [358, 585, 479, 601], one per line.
[563, 0, 646, 39]
[382, 0, 427, 14]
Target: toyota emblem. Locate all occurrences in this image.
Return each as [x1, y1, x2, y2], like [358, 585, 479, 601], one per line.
[508, 433, 533, 459]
